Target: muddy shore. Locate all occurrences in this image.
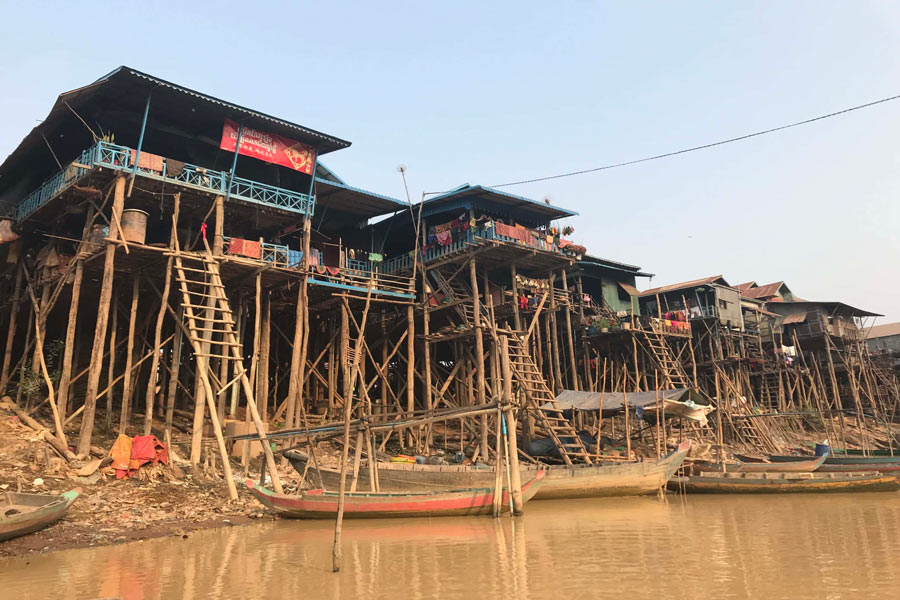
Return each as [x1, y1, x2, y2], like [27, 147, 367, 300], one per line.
[0, 404, 291, 559]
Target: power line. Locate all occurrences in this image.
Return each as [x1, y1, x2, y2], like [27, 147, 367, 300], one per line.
[488, 93, 900, 189]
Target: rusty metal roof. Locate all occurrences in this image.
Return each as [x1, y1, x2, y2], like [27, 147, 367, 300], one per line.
[866, 322, 900, 339]
[639, 275, 729, 297]
[742, 281, 787, 299]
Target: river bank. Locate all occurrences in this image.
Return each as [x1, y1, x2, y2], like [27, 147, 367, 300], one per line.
[0, 401, 283, 558]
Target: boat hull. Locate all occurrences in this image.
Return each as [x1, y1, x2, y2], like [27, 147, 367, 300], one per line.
[246, 472, 545, 519]
[672, 473, 900, 494]
[0, 488, 80, 541]
[286, 441, 690, 500]
[690, 454, 826, 475]
[769, 454, 900, 473]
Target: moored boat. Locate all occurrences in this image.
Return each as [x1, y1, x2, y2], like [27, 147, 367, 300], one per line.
[689, 453, 827, 475]
[768, 454, 900, 473]
[670, 472, 900, 494]
[0, 488, 81, 541]
[245, 471, 545, 519]
[285, 440, 691, 500]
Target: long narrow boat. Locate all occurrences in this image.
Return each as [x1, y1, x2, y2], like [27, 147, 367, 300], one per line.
[670, 472, 900, 494]
[768, 454, 900, 473]
[245, 471, 545, 519]
[0, 488, 81, 541]
[285, 440, 691, 500]
[689, 454, 827, 475]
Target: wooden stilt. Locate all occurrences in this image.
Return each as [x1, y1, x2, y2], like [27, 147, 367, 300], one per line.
[118, 277, 140, 434]
[0, 260, 24, 395]
[78, 174, 126, 455]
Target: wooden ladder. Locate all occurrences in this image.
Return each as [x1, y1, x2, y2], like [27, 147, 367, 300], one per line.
[636, 328, 691, 389]
[170, 237, 283, 493]
[429, 268, 475, 327]
[502, 331, 593, 465]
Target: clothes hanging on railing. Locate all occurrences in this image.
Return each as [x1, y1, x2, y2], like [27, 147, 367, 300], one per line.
[307, 248, 321, 267]
[288, 250, 303, 268]
[166, 158, 185, 177]
[435, 231, 452, 246]
[129, 150, 164, 172]
[228, 237, 262, 259]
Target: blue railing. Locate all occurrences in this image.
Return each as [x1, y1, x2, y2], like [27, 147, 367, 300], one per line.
[380, 224, 565, 274]
[15, 141, 315, 222]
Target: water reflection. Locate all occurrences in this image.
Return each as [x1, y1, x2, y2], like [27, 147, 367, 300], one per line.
[3, 493, 900, 599]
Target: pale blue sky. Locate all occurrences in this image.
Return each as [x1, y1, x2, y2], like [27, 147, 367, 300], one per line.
[2, 1, 899, 320]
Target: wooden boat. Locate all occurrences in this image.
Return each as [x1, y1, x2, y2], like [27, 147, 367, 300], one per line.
[768, 454, 900, 473]
[689, 454, 827, 475]
[1, 488, 81, 541]
[245, 471, 545, 519]
[670, 472, 900, 494]
[285, 440, 691, 500]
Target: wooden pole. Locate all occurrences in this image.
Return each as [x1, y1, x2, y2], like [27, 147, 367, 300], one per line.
[406, 304, 415, 449]
[164, 307, 184, 447]
[511, 263, 521, 332]
[0, 260, 24, 395]
[561, 269, 579, 391]
[105, 293, 119, 430]
[56, 206, 95, 422]
[333, 288, 373, 573]
[622, 365, 631, 459]
[471, 258, 487, 457]
[118, 277, 140, 434]
[78, 173, 126, 455]
[492, 409, 504, 517]
[501, 336, 524, 515]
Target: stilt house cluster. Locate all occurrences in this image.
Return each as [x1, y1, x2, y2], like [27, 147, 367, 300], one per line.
[2, 68, 898, 496]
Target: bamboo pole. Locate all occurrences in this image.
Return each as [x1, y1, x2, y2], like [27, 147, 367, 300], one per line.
[78, 173, 126, 455]
[118, 278, 140, 434]
[56, 206, 95, 422]
[21, 267, 66, 445]
[561, 269, 578, 391]
[406, 304, 415, 449]
[333, 287, 373, 573]
[143, 196, 180, 434]
[0, 260, 24, 395]
[492, 409, 504, 517]
[471, 258, 487, 457]
[105, 293, 119, 430]
[165, 307, 184, 446]
[501, 336, 524, 515]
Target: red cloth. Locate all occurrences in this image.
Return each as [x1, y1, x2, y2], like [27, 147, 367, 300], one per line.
[114, 435, 169, 479]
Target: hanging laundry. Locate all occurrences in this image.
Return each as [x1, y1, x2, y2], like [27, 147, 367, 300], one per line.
[435, 230, 452, 246]
[288, 250, 303, 268]
[326, 266, 340, 276]
[241, 240, 261, 259]
[434, 221, 453, 233]
[368, 252, 383, 262]
[129, 150, 164, 172]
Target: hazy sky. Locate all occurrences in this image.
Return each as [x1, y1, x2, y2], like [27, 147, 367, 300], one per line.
[2, 2, 899, 320]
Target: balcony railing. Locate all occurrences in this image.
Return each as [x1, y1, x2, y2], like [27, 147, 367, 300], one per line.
[380, 224, 571, 275]
[15, 141, 315, 222]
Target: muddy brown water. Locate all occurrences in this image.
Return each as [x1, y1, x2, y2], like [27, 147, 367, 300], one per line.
[2, 493, 900, 599]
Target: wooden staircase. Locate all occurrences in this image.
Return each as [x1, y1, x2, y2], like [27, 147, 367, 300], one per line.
[171, 238, 283, 493]
[635, 328, 691, 389]
[502, 331, 593, 465]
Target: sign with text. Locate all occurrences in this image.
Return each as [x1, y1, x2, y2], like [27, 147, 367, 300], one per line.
[219, 119, 316, 174]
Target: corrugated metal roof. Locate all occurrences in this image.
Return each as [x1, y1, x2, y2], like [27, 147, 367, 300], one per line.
[866, 322, 900, 339]
[106, 67, 351, 151]
[736, 281, 757, 292]
[781, 313, 807, 325]
[742, 281, 786, 299]
[425, 184, 577, 221]
[618, 282, 640, 296]
[639, 275, 729, 297]
[767, 301, 882, 318]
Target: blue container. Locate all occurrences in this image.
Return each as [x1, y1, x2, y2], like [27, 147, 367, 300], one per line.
[815, 443, 831, 457]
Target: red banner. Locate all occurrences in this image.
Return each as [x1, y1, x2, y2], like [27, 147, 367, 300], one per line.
[219, 119, 316, 174]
